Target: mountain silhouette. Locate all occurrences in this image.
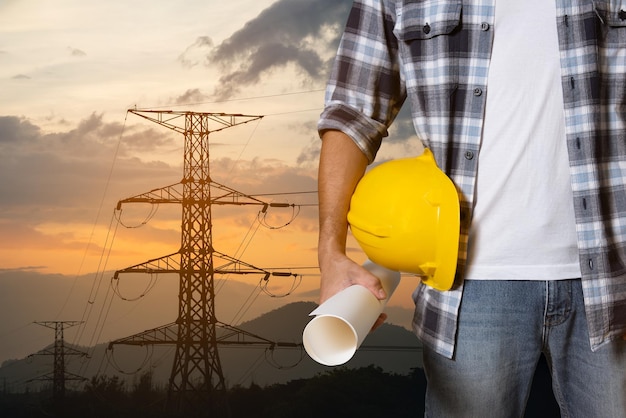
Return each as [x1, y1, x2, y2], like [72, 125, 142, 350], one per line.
[0, 301, 422, 392]
[0, 301, 559, 417]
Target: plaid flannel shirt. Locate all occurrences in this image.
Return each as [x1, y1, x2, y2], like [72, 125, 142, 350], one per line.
[318, 0, 626, 358]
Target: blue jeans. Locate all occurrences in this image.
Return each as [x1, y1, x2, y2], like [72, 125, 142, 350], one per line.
[423, 279, 626, 418]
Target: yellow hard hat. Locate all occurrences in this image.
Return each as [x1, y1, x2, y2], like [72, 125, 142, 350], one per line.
[347, 148, 460, 291]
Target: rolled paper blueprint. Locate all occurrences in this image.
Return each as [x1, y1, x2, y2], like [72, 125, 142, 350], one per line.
[302, 260, 400, 366]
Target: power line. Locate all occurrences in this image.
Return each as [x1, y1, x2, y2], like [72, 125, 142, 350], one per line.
[264, 107, 322, 116]
[54, 113, 128, 320]
[141, 88, 325, 110]
[249, 191, 317, 197]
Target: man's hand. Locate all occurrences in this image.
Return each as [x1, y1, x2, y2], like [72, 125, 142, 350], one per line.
[319, 252, 388, 331]
[319, 253, 386, 304]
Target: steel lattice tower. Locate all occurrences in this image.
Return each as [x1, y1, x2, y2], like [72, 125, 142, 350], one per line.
[172, 111, 228, 411]
[108, 110, 298, 417]
[31, 321, 86, 402]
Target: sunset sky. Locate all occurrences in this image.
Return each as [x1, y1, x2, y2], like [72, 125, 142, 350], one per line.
[0, 0, 422, 365]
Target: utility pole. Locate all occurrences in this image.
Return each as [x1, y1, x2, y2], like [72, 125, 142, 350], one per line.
[108, 110, 299, 417]
[31, 321, 86, 402]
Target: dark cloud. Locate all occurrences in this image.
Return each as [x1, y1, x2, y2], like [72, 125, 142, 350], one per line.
[20, 112, 176, 156]
[178, 36, 213, 68]
[174, 88, 209, 105]
[206, 0, 352, 99]
[0, 116, 41, 143]
[11, 74, 30, 80]
[296, 139, 321, 166]
[0, 114, 179, 221]
[215, 43, 325, 100]
[68, 47, 86, 57]
[388, 105, 415, 142]
[0, 113, 318, 227]
[0, 266, 46, 273]
[210, 156, 317, 196]
[212, 0, 350, 63]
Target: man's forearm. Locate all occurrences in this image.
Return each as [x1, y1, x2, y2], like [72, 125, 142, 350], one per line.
[317, 129, 387, 308]
[317, 130, 369, 270]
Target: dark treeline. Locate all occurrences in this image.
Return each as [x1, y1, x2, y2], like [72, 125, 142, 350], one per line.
[0, 362, 560, 418]
[0, 366, 422, 418]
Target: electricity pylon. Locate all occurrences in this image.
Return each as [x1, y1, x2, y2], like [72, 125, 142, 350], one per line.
[108, 110, 299, 417]
[31, 321, 86, 402]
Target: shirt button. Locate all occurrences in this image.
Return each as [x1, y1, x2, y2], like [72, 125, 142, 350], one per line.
[465, 151, 474, 160]
[481, 22, 490, 31]
[473, 87, 482, 96]
[423, 23, 431, 34]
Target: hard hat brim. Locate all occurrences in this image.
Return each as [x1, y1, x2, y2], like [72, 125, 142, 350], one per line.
[421, 198, 460, 291]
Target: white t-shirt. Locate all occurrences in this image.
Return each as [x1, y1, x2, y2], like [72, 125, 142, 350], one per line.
[464, 0, 582, 280]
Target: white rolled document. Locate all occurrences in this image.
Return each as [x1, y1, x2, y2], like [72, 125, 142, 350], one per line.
[302, 260, 401, 366]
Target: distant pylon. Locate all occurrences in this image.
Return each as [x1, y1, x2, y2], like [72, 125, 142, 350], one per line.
[108, 110, 299, 417]
[31, 321, 86, 402]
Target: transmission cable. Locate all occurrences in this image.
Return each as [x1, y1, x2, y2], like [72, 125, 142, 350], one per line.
[111, 272, 160, 302]
[54, 112, 128, 319]
[227, 116, 263, 175]
[259, 273, 302, 298]
[106, 344, 153, 375]
[234, 349, 268, 387]
[73, 210, 120, 346]
[141, 88, 325, 110]
[257, 203, 300, 229]
[264, 345, 305, 370]
[74, 210, 123, 378]
[114, 204, 160, 229]
[77, 282, 115, 378]
[229, 284, 264, 326]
